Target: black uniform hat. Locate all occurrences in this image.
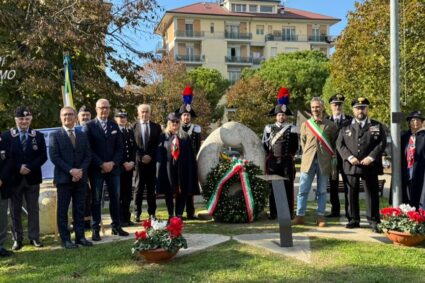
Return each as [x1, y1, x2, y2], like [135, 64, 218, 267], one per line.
[406, 110, 424, 122]
[78, 105, 90, 114]
[268, 87, 293, 116]
[167, 112, 180, 122]
[15, 106, 32, 118]
[351, 97, 370, 107]
[175, 86, 197, 118]
[329, 93, 345, 104]
[114, 108, 128, 118]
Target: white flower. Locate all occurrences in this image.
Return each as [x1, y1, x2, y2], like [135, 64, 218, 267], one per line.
[399, 203, 416, 213]
[152, 219, 167, 230]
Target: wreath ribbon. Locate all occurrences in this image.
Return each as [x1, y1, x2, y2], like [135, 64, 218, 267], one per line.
[207, 159, 255, 222]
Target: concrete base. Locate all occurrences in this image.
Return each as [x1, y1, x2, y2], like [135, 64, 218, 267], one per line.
[233, 233, 311, 263]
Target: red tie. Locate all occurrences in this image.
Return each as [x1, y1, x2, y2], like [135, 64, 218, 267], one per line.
[407, 135, 415, 168]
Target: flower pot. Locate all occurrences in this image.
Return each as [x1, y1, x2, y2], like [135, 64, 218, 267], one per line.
[385, 230, 425, 247]
[139, 248, 179, 263]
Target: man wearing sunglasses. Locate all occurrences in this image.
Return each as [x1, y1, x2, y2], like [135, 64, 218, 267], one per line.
[336, 97, 386, 233]
[5, 107, 47, 250]
[326, 94, 352, 218]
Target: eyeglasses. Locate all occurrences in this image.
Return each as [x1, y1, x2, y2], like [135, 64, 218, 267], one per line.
[97, 106, 110, 110]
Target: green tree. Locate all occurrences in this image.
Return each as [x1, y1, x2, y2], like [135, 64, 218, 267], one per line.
[0, 0, 161, 128]
[330, 0, 425, 124]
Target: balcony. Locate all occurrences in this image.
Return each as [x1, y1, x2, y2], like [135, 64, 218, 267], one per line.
[265, 34, 298, 42]
[265, 34, 335, 44]
[225, 56, 253, 64]
[225, 31, 252, 40]
[175, 54, 204, 64]
[174, 30, 204, 38]
[308, 35, 335, 43]
[252, 57, 265, 65]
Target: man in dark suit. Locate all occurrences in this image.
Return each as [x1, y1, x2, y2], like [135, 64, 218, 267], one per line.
[337, 97, 386, 232]
[4, 107, 47, 250]
[85, 99, 128, 241]
[326, 94, 353, 218]
[0, 134, 15, 257]
[114, 109, 136, 226]
[49, 106, 93, 249]
[133, 104, 161, 221]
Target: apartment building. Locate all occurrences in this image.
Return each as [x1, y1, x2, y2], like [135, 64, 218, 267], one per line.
[154, 0, 340, 83]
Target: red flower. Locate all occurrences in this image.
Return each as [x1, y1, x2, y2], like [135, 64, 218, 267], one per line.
[380, 207, 401, 217]
[142, 219, 152, 229]
[167, 217, 183, 238]
[135, 230, 147, 240]
[407, 211, 425, 223]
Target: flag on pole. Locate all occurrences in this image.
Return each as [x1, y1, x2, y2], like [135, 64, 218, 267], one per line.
[63, 53, 75, 108]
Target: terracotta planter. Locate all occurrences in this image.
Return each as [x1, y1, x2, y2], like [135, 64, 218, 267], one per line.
[385, 230, 425, 247]
[139, 248, 179, 263]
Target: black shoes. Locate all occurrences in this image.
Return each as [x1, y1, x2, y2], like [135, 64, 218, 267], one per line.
[62, 240, 78, 249]
[76, 238, 93, 247]
[345, 220, 361, 229]
[325, 212, 341, 218]
[112, 227, 129, 236]
[92, 230, 101, 241]
[12, 241, 23, 251]
[30, 239, 44, 248]
[0, 248, 13, 257]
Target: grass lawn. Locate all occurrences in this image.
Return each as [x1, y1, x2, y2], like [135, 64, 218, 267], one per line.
[1, 199, 425, 283]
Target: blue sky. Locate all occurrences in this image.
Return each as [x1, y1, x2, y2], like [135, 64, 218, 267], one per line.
[108, 0, 361, 85]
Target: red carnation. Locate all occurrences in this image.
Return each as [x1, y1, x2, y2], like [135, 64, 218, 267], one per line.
[167, 217, 183, 238]
[135, 230, 147, 240]
[142, 219, 152, 229]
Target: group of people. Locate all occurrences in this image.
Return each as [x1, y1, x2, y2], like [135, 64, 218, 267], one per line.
[262, 88, 424, 233]
[0, 86, 201, 256]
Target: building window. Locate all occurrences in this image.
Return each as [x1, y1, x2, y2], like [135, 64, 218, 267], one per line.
[271, 47, 277, 57]
[231, 4, 246, 12]
[282, 27, 296, 41]
[249, 5, 257, 12]
[228, 70, 241, 84]
[256, 25, 264, 35]
[312, 26, 320, 41]
[210, 23, 214, 34]
[260, 5, 273, 13]
[185, 23, 193, 37]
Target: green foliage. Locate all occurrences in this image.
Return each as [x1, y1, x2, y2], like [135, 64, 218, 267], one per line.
[203, 159, 269, 223]
[330, 0, 425, 125]
[379, 205, 425, 235]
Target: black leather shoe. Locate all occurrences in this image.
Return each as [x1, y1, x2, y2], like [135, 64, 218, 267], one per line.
[112, 227, 129, 236]
[30, 239, 44, 248]
[76, 238, 93, 247]
[371, 223, 382, 233]
[345, 220, 360, 229]
[92, 230, 101, 241]
[325, 212, 341, 218]
[0, 248, 13, 257]
[62, 240, 78, 249]
[12, 241, 23, 251]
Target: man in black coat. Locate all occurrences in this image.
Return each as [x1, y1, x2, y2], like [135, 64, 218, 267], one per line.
[133, 104, 161, 221]
[4, 107, 47, 250]
[326, 94, 353, 218]
[85, 99, 128, 241]
[0, 133, 15, 257]
[114, 109, 136, 226]
[49, 106, 93, 249]
[337, 97, 386, 232]
[401, 110, 425, 209]
[262, 91, 299, 220]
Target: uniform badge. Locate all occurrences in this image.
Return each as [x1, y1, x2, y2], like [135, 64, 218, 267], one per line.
[0, 150, 5, 160]
[281, 105, 287, 113]
[345, 129, 352, 136]
[185, 104, 191, 112]
[32, 139, 38, 151]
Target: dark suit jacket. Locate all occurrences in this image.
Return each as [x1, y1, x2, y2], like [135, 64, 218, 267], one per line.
[2, 128, 47, 186]
[85, 119, 123, 175]
[0, 134, 15, 199]
[133, 121, 161, 163]
[326, 114, 353, 169]
[49, 127, 92, 185]
[337, 119, 386, 176]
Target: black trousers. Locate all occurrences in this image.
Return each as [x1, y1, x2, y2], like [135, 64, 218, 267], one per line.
[185, 195, 195, 217]
[120, 170, 133, 223]
[346, 174, 380, 223]
[328, 167, 349, 216]
[57, 182, 86, 242]
[134, 163, 156, 217]
[10, 178, 40, 242]
[83, 182, 91, 220]
[175, 192, 188, 217]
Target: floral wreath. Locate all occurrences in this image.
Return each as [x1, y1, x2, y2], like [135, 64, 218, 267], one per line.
[202, 158, 269, 223]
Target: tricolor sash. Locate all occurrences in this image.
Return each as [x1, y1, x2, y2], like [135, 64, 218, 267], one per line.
[305, 118, 335, 157]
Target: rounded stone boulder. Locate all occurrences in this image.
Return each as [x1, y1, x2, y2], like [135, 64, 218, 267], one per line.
[197, 121, 266, 185]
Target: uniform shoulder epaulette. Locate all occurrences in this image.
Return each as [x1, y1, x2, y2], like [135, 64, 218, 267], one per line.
[194, 124, 201, 133]
[264, 124, 272, 133]
[28, 129, 36, 137]
[10, 128, 19, 137]
[290, 125, 299, 134]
